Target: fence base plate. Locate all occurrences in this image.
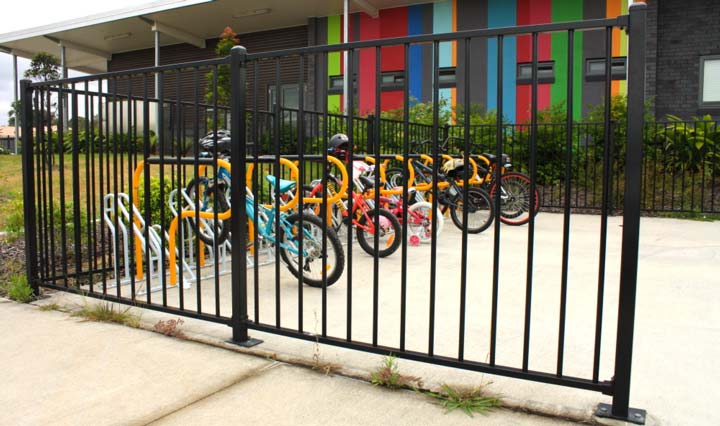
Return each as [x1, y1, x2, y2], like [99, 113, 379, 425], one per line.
[595, 403, 646, 425]
[227, 338, 263, 348]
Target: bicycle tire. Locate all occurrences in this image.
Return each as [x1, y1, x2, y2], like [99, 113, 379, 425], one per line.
[278, 213, 345, 287]
[185, 176, 230, 245]
[356, 208, 402, 257]
[489, 172, 541, 226]
[407, 202, 444, 244]
[449, 187, 494, 234]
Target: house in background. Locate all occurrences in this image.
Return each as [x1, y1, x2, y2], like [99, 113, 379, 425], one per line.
[0, 0, 718, 124]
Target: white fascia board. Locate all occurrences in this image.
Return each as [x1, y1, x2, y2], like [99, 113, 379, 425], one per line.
[0, 0, 214, 44]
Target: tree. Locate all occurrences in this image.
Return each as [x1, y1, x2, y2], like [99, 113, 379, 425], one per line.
[24, 52, 61, 82]
[205, 27, 240, 107]
[7, 100, 20, 126]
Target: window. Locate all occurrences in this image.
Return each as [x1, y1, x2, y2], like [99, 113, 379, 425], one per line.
[517, 61, 555, 84]
[585, 57, 627, 81]
[438, 67, 456, 88]
[700, 56, 720, 108]
[381, 71, 405, 90]
[328, 72, 406, 92]
[328, 74, 357, 95]
[268, 84, 301, 110]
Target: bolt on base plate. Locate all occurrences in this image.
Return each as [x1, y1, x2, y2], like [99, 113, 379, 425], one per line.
[595, 403, 646, 425]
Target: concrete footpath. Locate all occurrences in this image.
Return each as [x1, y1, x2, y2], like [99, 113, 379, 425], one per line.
[0, 300, 578, 426]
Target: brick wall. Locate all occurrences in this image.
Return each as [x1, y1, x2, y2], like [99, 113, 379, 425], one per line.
[654, 0, 720, 119]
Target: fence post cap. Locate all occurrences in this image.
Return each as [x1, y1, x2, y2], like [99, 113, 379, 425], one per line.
[231, 45, 248, 55]
[629, 2, 647, 10]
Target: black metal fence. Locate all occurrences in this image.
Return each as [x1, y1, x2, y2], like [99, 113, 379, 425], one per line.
[22, 5, 650, 423]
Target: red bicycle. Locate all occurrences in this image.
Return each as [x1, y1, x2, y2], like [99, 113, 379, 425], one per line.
[304, 174, 402, 258]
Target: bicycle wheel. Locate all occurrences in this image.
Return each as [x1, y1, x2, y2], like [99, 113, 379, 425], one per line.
[406, 201, 444, 244]
[185, 177, 230, 245]
[278, 213, 345, 287]
[356, 208, 402, 257]
[449, 187, 494, 234]
[489, 172, 541, 226]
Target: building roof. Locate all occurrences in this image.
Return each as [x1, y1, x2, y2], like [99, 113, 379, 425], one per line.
[0, 0, 427, 74]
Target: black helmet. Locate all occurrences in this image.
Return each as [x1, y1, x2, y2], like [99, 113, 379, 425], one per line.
[329, 133, 350, 151]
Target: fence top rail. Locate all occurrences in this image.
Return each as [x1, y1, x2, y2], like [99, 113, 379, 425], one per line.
[245, 16, 628, 61]
[28, 56, 229, 89]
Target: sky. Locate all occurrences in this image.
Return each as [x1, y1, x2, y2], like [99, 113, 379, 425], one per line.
[0, 0, 151, 126]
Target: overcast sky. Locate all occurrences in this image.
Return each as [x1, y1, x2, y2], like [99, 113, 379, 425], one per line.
[0, 0, 150, 125]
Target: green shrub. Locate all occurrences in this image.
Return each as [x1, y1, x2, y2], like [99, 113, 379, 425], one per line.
[3, 275, 34, 303]
[653, 115, 719, 176]
[137, 177, 175, 228]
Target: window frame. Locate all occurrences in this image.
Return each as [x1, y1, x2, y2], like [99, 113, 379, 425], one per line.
[699, 55, 720, 109]
[585, 56, 627, 82]
[267, 83, 304, 110]
[438, 67, 457, 89]
[516, 61, 556, 85]
[328, 74, 358, 95]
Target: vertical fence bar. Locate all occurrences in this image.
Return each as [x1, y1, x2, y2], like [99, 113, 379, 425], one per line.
[490, 35, 503, 366]
[346, 47, 355, 342]
[523, 32, 540, 372]
[458, 36, 472, 361]
[606, 2, 647, 421]
[428, 40, 440, 356]
[557, 29, 574, 376]
[21, 80, 39, 294]
[372, 46, 381, 347]
[273, 59, 282, 328]
[400, 42, 410, 352]
[229, 47, 256, 345]
[71, 86, 82, 286]
[297, 54, 306, 334]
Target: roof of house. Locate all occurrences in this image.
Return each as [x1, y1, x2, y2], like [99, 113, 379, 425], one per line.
[0, 0, 426, 73]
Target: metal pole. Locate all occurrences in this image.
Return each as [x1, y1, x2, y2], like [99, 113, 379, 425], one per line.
[20, 79, 38, 295]
[154, 29, 160, 96]
[596, 2, 648, 425]
[13, 54, 18, 154]
[229, 45, 261, 347]
[60, 44, 68, 130]
[343, 0, 349, 113]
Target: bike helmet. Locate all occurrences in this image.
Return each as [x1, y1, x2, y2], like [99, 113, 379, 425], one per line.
[329, 133, 350, 150]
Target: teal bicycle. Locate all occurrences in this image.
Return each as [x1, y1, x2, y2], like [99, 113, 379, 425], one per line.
[246, 176, 345, 287]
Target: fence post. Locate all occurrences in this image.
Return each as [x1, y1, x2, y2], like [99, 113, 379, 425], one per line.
[20, 79, 39, 295]
[596, 3, 647, 424]
[229, 46, 261, 347]
[366, 114, 375, 154]
[442, 123, 449, 146]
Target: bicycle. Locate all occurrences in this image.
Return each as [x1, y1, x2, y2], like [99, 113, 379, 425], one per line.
[246, 179, 345, 287]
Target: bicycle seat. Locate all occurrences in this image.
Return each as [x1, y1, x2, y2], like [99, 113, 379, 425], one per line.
[265, 175, 296, 193]
[358, 175, 375, 189]
[481, 153, 497, 162]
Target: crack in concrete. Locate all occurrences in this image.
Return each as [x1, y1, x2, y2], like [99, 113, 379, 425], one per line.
[139, 361, 283, 426]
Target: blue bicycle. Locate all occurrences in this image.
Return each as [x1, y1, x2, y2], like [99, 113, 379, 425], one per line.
[246, 179, 345, 287]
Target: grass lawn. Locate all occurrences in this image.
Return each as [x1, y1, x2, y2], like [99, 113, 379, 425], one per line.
[0, 153, 195, 231]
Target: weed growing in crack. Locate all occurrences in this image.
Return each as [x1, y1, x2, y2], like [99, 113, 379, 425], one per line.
[71, 301, 140, 328]
[369, 355, 422, 390]
[311, 310, 339, 376]
[423, 384, 502, 417]
[153, 318, 185, 337]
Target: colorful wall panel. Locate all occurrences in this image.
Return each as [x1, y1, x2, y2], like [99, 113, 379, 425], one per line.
[516, 0, 553, 123]
[487, 0, 517, 123]
[551, 0, 584, 121]
[321, 0, 628, 121]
